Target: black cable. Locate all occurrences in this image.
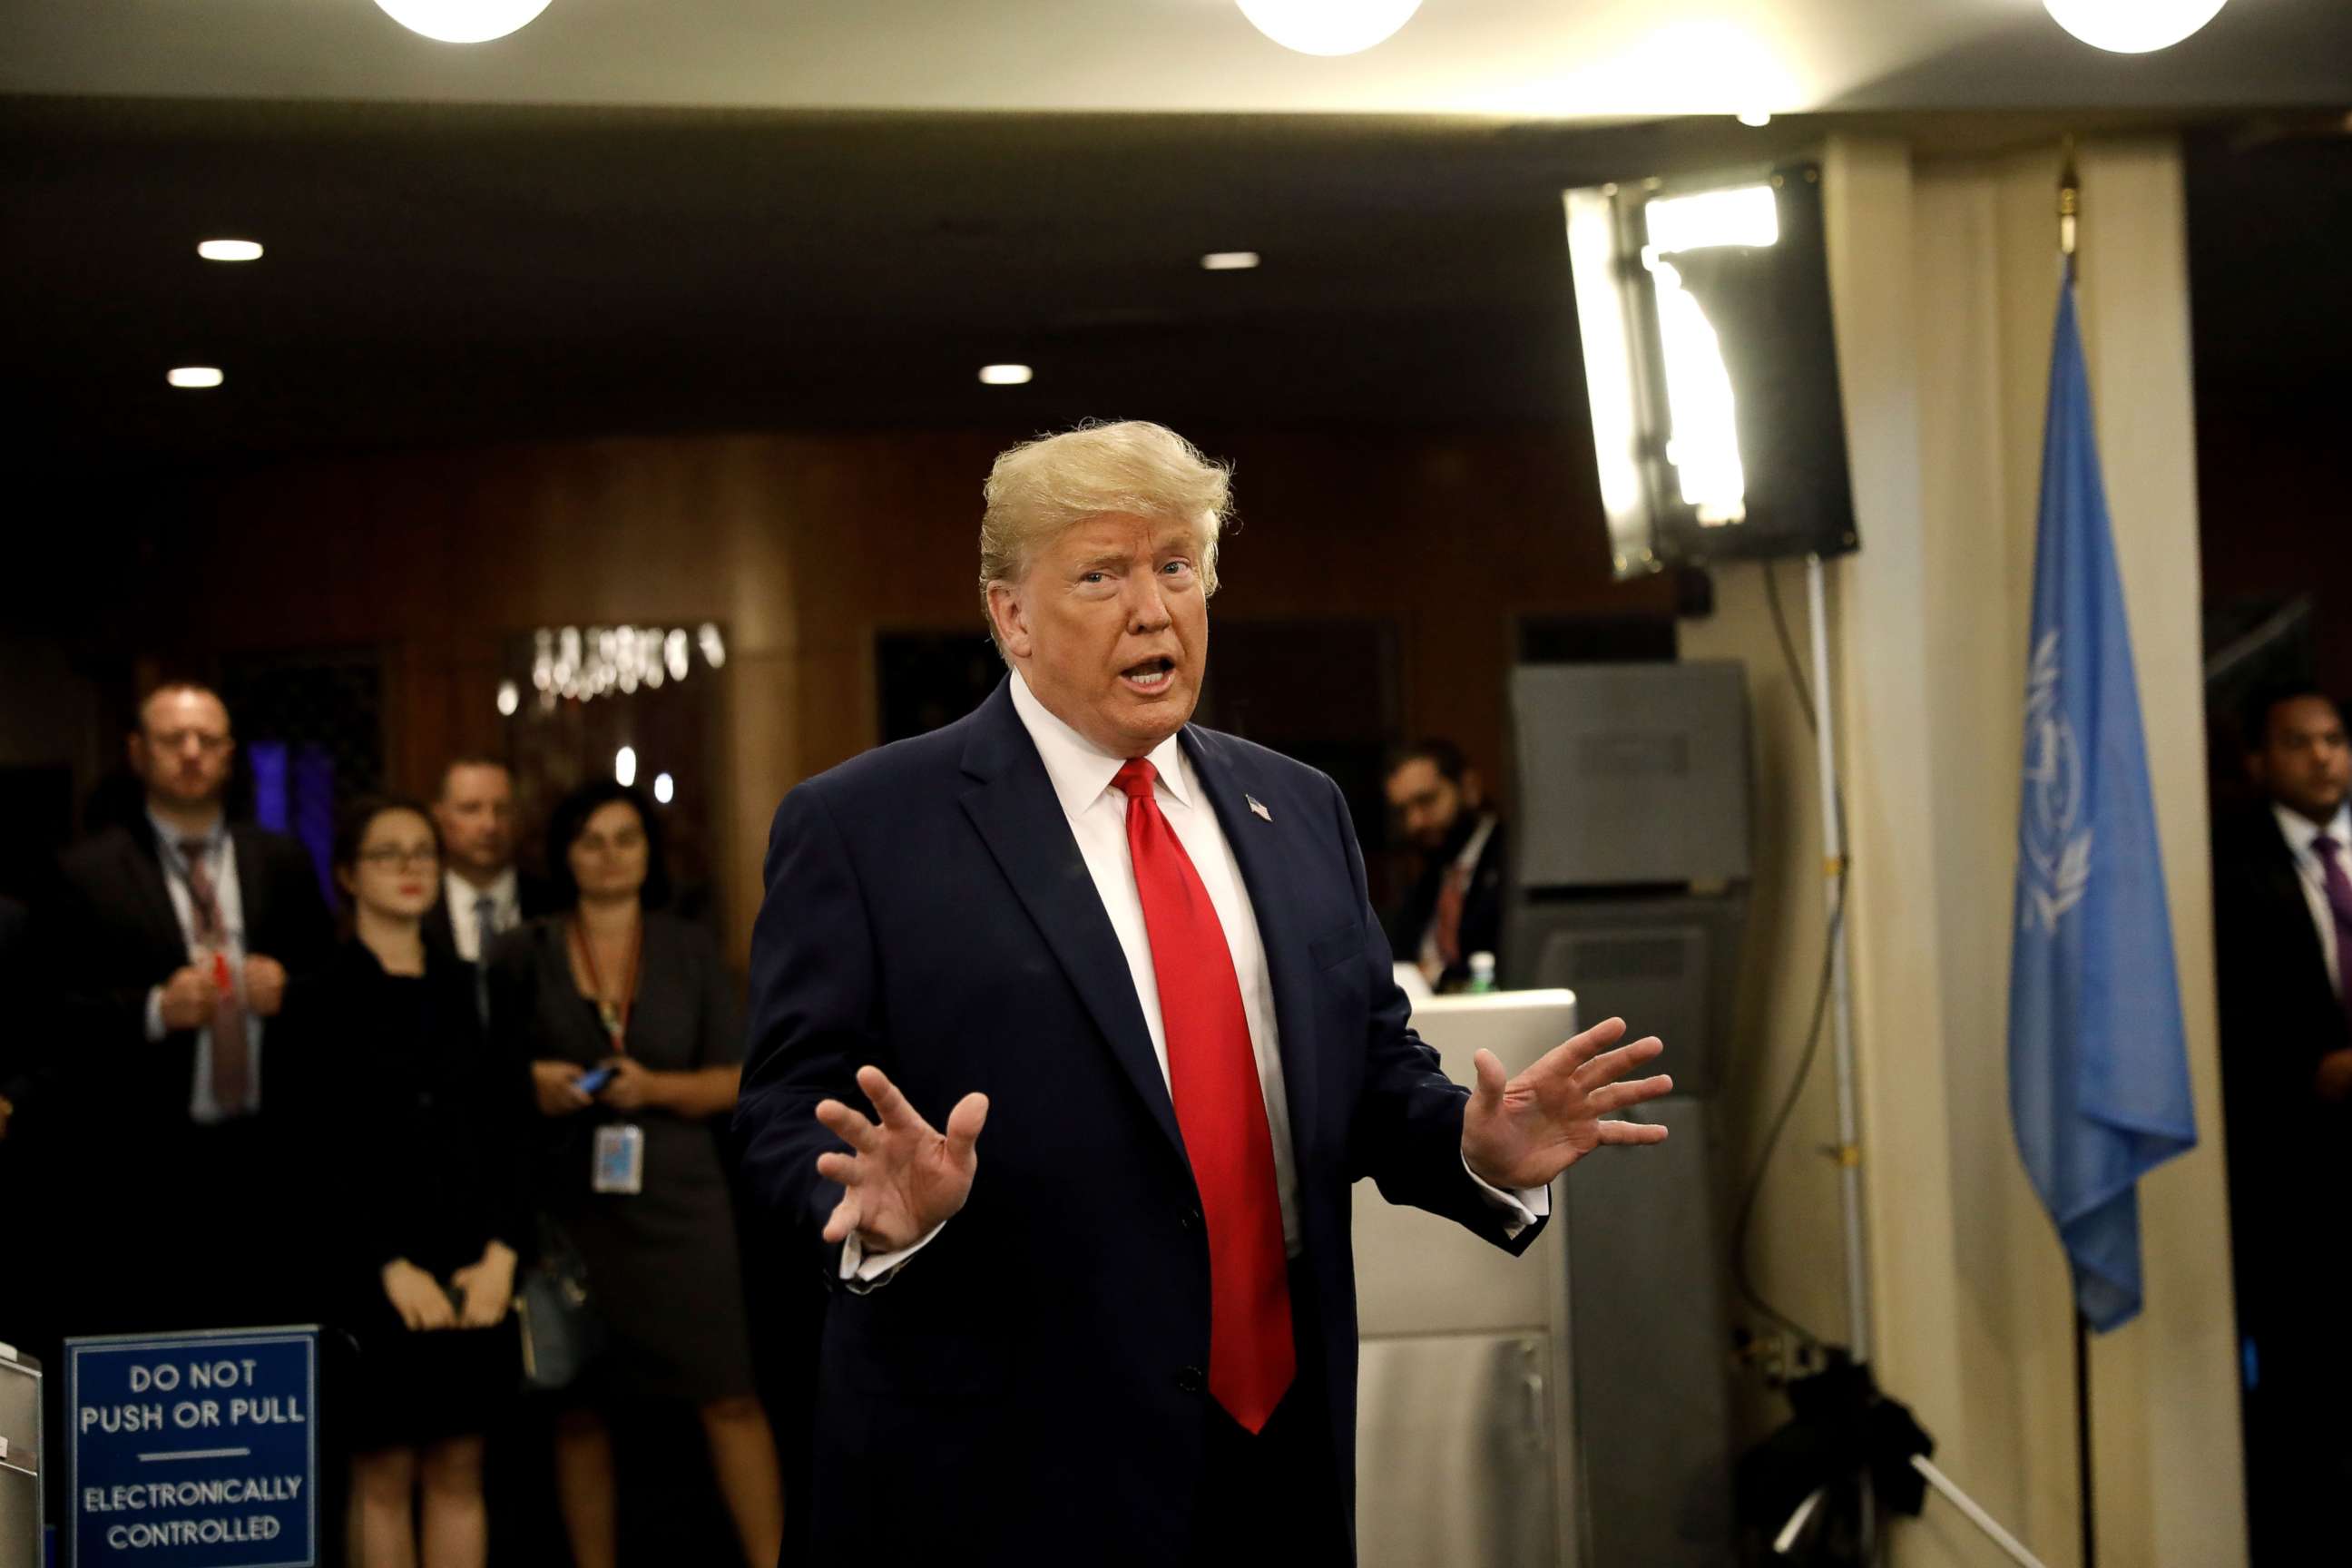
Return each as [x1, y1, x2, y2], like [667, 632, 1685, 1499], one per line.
[1761, 559, 1819, 737]
[1761, 559, 1848, 851]
[1729, 562, 1849, 1352]
[1728, 858, 1842, 1348]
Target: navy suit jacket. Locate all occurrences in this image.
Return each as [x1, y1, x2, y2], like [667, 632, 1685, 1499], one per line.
[734, 681, 1545, 1562]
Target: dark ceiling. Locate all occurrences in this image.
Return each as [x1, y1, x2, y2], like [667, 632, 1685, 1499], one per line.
[0, 96, 2344, 482]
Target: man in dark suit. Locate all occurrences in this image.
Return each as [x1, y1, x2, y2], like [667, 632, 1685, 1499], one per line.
[1382, 738, 1508, 991]
[50, 681, 332, 1333]
[2213, 682, 2352, 1558]
[734, 423, 1673, 1565]
[423, 754, 551, 968]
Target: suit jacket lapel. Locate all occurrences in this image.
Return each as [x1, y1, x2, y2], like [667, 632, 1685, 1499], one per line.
[2258, 811, 2335, 986]
[122, 824, 193, 962]
[230, 826, 271, 945]
[956, 684, 1186, 1161]
[1180, 726, 1320, 1157]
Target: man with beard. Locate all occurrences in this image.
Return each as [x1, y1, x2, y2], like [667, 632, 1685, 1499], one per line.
[1382, 739, 1507, 992]
[2214, 682, 2352, 1558]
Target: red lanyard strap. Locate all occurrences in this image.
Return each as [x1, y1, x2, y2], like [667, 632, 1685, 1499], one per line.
[569, 914, 642, 1055]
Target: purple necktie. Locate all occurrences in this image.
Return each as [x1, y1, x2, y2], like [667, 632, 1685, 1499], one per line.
[2310, 835, 2352, 1001]
[179, 839, 251, 1113]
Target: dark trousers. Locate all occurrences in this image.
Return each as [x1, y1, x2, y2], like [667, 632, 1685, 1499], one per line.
[1188, 1259, 1351, 1568]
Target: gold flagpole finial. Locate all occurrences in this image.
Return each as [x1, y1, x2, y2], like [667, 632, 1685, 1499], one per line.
[2059, 136, 2081, 267]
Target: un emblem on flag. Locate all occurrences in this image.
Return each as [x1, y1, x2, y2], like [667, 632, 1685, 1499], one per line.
[2022, 630, 2093, 932]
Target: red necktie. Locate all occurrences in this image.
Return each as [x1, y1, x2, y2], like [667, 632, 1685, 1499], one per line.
[1434, 862, 1469, 971]
[1113, 759, 1293, 1433]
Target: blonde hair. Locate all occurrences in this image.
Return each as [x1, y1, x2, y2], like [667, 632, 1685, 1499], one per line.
[978, 421, 1234, 654]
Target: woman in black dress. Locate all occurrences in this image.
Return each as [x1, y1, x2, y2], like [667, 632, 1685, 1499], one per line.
[490, 781, 781, 1568]
[319, 796, 529, 1568]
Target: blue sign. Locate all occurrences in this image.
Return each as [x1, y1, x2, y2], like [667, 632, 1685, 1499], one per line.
[66, 1328, 317, 1568]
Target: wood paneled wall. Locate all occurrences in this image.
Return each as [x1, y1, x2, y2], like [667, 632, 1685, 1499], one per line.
[148, 423, 1671, 954]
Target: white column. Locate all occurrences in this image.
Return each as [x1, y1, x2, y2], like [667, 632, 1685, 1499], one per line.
[1703, 132, 2245, 1567]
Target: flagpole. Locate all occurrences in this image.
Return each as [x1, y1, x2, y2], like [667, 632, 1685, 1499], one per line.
[2057, 144, 2096, 1568]
[2075, 1313, 2096, 1568]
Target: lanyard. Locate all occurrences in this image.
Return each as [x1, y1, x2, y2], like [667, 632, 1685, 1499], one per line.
[159, 833, 226, 936]
[569, 914, 642, 1055]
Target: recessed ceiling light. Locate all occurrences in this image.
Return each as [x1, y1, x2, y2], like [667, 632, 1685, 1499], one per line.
[167, 367, 224, 389]
[197, 239, 264, 262]
[372, 0, 553, 44]
[1201, 251, 1262, 271]
[978, 364, 1034, 386]
[1737, 110, 1772, 128]
[1235, 0, 1420, 56]
[2043, 0, 2229, 53]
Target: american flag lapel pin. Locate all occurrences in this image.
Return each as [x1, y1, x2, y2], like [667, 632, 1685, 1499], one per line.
[1247, 794, 1272, 822]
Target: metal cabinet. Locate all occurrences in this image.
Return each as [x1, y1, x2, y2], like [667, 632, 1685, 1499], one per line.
[1355, 993, 1582, 1568]
[1357, 1333, 1556, 1568]
[0, 1342, 42, 1568]
[1351, 990, 1735, 1567]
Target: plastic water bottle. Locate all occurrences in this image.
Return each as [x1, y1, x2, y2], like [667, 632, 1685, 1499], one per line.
[1465, 952, 1498, 994]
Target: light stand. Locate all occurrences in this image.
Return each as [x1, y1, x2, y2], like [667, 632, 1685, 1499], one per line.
[1746, 555, 2046, 1568]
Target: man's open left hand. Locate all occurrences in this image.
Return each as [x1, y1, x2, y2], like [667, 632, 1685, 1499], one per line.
[1460, 1016, 1671, 1191]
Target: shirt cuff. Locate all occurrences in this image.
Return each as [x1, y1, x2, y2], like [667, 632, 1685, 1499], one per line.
[144, 986, 168, 1043]
[1462, 1154, 1550, 1240]
[838, 1220, 948, 1294]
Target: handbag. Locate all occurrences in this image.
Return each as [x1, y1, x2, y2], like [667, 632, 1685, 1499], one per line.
[514, 1215, 604, 1392]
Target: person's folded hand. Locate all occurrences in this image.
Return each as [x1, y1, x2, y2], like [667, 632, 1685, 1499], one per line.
[450, 1243, 517, 1328]
[242, 955, 288, 1017]
[381, 1259, 457, 1332]
[159, 964, 216, 1030]
[532, 1060, 593, 1117]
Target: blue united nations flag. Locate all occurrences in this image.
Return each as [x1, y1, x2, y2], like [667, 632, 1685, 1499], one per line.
[2007, 279, 2199, 1332]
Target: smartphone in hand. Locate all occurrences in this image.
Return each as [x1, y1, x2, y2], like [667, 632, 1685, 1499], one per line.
[574, 1064, 617, 1097]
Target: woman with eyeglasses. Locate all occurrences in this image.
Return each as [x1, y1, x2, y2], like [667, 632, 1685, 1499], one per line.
[488, 779, 780, 1568]
[309, 794, 529, 1568]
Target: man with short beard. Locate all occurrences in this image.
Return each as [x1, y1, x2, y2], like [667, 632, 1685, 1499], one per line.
[2213, 681, 2352, 1558]
[1382, 738, 1507, 992]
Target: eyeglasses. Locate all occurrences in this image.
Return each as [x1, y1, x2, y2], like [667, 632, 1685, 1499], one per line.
[358, 846, 440, 869]
[148, 730, 233, 753]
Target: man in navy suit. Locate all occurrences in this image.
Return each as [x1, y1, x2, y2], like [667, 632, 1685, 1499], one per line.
[734, 422, 1672, 1565]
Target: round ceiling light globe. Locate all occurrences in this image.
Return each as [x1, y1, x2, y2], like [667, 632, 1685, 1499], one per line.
[372, 0, 554, 44]
[2043, 0, 2229, 54]
[1234, 0, 1423, 56]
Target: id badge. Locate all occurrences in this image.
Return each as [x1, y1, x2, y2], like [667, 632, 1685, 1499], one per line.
[592, 1123, 645, 1195]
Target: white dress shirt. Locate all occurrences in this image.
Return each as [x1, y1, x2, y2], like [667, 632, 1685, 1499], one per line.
[843, 671, 1543, 1285]
[142, 811, 263, 1123]
[2273, 801, 2352, 997]
[445, 867, 522, 962]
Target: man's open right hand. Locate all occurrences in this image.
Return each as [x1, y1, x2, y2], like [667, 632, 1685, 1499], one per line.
[814, 1064, 987, 1252]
